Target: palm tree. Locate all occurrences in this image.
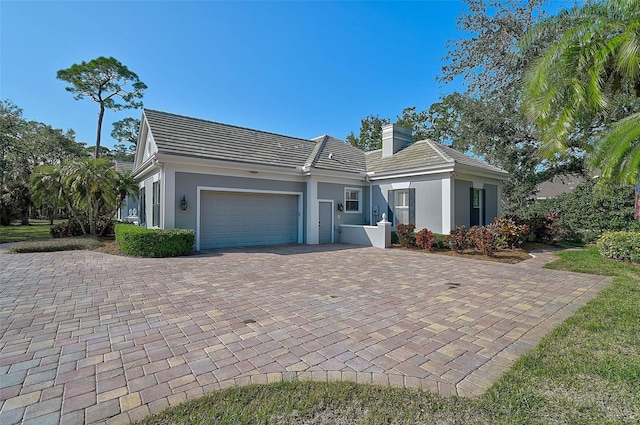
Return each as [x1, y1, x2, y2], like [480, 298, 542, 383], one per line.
[62, 158, 119, 235]
[522, 0, 640, 185]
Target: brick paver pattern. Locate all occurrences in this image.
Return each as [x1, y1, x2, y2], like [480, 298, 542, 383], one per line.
[0, 244, 610, 424]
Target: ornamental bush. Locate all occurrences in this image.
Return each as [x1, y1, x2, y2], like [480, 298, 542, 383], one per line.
[115, 223, 194, 257]
[517, 179, 640, 242]
[445, 226, 468, 253]
[490, 216, 529, 248]
[597, 231, 640, 264]
[51, 218, 114, 238]
[416, 228, 436, 251]
[395, 223, 416, 248]
[467, 226, 498, 257]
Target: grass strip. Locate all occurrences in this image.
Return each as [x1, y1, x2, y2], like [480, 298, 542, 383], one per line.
[9, 236, 103, 253]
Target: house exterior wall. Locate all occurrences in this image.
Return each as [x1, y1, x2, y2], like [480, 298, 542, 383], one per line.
[371, 174, 447, 233]
[485, 183, 499, 223]
[174, 171, 307, 240]
[317, 182, 369, 227]
[454, 179, 500, 228]
[139, 173, 160, 228]
[455, 179, 473, 228]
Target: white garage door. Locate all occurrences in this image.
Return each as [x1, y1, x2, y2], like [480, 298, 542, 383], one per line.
[200, 191, 299, 249]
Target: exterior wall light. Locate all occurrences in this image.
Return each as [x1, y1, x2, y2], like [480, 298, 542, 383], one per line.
[180, 195, 188, 211]
[337, 202, 344, 212]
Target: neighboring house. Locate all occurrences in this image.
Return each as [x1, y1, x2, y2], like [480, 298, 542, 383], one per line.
[114, 161, 139, 224]
[132, 110, 508, 250]
[535, 174, 586, 200]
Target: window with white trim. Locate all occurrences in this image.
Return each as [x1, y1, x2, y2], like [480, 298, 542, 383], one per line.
[395, 189, 410, 225]
[152, 181, 160, 227]
[344, 188, 361, 213]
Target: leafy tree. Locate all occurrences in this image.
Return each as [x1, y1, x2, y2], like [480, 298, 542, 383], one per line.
[432, 0, 583, 212]
[111, 117, 140, 146]
[32, 158, 138, 235]
[396, 107, 430, 141]
[439, 0, 549, 100]
[31, 166, 77, 227]
[61, 158, 119, 235]
[345, 115, 390, 151]
[57, 57, 147, 158]
[110, 117, 140, 162]
[1, 100, 85, 225]
[0, 100, 26, 224]
[521, 0, 640, 186]
[345, 108, 432, 152]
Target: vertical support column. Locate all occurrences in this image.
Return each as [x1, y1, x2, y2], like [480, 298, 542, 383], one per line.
[306, 177, 319, 244]
[379, 213, 392, 248]
[442, 176, 453, 233]
[163, 167, 176, 230]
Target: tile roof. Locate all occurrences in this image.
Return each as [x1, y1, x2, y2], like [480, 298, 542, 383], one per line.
[310, 135, 367, 173]
[114, 161, 134, 174]
[142, 109, 506, 178]
[366, 140, 507, 176]
[143, 109, 317, 169]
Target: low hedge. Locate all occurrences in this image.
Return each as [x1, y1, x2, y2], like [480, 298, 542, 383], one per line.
[115, 223, 194, 257]
[597, 231, 640, 264]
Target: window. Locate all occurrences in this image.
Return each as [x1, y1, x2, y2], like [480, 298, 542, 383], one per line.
[344, 188, 361, 213]
[388, 188, 415, 226]
[139, 188, 146, 226]
[472, 188, 480, 209]
[152, 181, 160, 227]
[395, 190, 410, 225]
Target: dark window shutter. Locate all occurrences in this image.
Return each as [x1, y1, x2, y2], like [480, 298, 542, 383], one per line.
[387, 190, 394, 224]
[409, 188, 415, 225]
[482, 189, 486, 225]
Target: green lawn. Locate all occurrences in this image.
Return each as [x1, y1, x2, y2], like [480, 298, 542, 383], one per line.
[0, 220, 58, 243]
[135, 247, 640, 425]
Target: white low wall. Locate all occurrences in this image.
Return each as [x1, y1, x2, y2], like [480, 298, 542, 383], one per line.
[339, 219, 391, 249]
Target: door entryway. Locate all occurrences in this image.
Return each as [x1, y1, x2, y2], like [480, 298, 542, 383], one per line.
[318, 200, 333, 244]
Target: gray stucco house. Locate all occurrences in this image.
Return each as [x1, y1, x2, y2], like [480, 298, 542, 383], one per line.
[132, 109, 508, 250]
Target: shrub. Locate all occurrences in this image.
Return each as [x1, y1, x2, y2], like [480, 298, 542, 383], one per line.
[514, 179, 640, 242]
[467, 226, 498, 257]
[51, 218, 114, 238]
[490, 216, 529, 249]
[434, 233, 449, 249]
[115, 224, 194, 257]
[391, 231, 399, 245]
[597, 231, 640, 263]
[445, 226, 468, 253]
[395, 223, 416, 248]
[416, 228, 436, 251]
[515, 212, 567, 244]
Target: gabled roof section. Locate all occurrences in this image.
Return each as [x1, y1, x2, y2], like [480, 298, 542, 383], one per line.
[114, 161, 134, 174]
[310, 135, 367, 173]
[143, 109, 317, 169]
[365, 140, 507, 176]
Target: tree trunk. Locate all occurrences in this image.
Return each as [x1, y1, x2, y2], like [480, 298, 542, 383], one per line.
[95, 104, 105, 159]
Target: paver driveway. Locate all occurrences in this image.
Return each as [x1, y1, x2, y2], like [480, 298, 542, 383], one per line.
[0, 244, 610, 425]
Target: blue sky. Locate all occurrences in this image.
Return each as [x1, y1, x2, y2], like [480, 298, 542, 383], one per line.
[2, 1, 471, 149]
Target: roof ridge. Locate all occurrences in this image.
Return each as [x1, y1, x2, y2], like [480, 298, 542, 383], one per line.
[143, 109, 316, 145]
[425, 140, 454, 163]
[304, 135, 329, 168]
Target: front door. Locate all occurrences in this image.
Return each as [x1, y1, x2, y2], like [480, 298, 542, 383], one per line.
[319, 201, 333, 243]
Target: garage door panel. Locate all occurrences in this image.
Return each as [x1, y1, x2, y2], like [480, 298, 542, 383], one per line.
[200, 191, 299, 249]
